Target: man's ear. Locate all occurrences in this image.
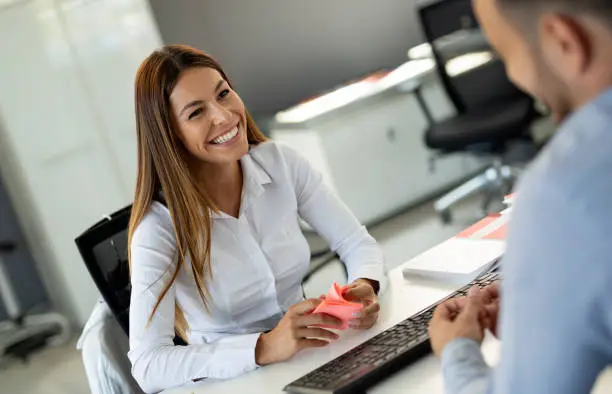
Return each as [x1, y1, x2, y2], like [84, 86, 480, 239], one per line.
[539, 14, 591, 81]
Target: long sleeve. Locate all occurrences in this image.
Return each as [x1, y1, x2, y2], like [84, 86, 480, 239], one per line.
[279, 145, 387, 289]
[441, 180, 612, 394]
[488, 186, 611, 394]
[128, 207, 260, 393]
[441, 339, 490, 394]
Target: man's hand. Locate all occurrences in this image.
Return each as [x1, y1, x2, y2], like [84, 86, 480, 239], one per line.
[454, 282, 501, 338]
[428, 287, 487, 357]
[480, 283, 500, 338]
[343, 279, 380, 330]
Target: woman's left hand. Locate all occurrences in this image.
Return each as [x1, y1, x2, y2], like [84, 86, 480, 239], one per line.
[343, 279, 380, 330]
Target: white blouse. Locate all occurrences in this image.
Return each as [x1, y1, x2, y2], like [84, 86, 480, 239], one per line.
[128, 141, 386, 393]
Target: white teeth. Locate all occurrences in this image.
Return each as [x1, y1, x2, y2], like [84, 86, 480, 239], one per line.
[212, 126, 238, 144]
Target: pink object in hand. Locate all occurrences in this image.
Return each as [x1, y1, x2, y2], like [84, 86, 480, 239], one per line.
[311, 283, 364, 330]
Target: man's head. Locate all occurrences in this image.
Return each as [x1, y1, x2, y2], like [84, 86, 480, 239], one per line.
[473, 0, 612, 122]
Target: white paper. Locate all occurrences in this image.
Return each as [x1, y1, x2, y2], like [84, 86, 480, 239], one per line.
[402, 238, 505, 278]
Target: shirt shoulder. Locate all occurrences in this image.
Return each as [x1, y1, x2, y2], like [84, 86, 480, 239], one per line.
[506, 95, 612, 299]
[517, 99, 612, 227]
[131, 201, 176, 249]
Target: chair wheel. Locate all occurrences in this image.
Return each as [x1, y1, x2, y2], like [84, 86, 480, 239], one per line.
[439, 209, 452, 224]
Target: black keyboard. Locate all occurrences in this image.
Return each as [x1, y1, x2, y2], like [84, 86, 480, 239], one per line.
[284, 272, 501, 394]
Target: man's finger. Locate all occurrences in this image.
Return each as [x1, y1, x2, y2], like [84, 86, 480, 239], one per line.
[444, 298, 462, 317]
[454, 286, 498, 311]
[454, 296, 468, 310]
[458, 287, 485, 323]
[432, 300, 459, 322]
[484, 300, 500, 315]
[482, 283, 500, 303]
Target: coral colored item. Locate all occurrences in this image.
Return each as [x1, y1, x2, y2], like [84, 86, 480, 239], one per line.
[456, 213, 508, 241]
[311, 283, 364, 330]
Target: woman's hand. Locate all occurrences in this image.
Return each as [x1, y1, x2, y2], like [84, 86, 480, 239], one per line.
[255, 298, 343, 366]
[343, 279, 380, 330]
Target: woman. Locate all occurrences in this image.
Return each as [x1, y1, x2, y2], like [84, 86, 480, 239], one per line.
[127, 45, 386, 393]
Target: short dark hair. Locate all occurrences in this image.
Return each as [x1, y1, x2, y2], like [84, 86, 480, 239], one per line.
[497, 0, 612, 28]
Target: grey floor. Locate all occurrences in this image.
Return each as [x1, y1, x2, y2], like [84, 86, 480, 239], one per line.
[0, 197, 481, 394]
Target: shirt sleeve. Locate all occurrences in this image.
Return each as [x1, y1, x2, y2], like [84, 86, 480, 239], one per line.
[279, 144, 387, 290]
[441, 182, 612, 394]
[441, 339, 491, 394]
[128, 208, 261, 393]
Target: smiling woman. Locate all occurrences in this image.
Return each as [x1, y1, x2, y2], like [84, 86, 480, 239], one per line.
[170, 66, 251, 167]
[126, 45, 386, 393]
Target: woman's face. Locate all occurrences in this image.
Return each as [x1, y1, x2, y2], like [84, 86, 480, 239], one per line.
[170, 67, 248, 166]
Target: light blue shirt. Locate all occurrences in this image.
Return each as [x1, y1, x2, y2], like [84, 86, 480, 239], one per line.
[441, 88, 612, 394]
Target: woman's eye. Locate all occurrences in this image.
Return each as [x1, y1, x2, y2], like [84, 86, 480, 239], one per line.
[188, 108, 203, 120]
[218, 89, 230, 99]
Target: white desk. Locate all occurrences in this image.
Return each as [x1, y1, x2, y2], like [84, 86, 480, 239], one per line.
[163, 259, 612, 394]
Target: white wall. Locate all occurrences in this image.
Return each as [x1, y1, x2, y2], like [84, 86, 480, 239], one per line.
[0, 0, 162, 326]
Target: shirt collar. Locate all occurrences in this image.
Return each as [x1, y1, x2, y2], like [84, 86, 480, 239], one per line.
[212, 149, 272, 220]
[555, 87, 612, 139]
[241, 150, 272, 189]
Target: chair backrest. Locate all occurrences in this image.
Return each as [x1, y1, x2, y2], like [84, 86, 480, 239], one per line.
[418, 0, 527, 113]
[75, 206, 132, 335]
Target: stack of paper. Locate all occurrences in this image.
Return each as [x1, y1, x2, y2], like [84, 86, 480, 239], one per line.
[312, 283, 363, 330]
[402, 238, 504, 284]
[402, 214, 508, 284]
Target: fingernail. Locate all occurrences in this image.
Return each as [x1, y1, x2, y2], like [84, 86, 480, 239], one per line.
[353, 311, 362, 318]
[468, 287, 481, 297]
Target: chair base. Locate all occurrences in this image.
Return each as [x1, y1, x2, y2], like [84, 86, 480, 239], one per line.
[434, 161, 520, 223]
[0, 312, 71, 365]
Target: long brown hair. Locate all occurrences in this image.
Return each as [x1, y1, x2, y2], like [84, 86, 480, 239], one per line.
[128, 45, 268, 341]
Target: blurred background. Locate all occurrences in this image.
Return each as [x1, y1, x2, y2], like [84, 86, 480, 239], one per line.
[0, 0, 555, 393]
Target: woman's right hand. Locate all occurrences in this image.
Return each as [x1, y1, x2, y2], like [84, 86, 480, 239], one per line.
[255, 298, 343, 366]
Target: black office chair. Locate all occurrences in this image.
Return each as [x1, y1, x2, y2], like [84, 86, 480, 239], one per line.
[75, 205, 133, 336]
[415, 0, 539, 222]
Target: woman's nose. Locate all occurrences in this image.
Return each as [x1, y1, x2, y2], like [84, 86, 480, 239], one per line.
[209, 103, 231, 126]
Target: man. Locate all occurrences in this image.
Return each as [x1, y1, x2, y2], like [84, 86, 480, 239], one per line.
[428, 0, 612, 393]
